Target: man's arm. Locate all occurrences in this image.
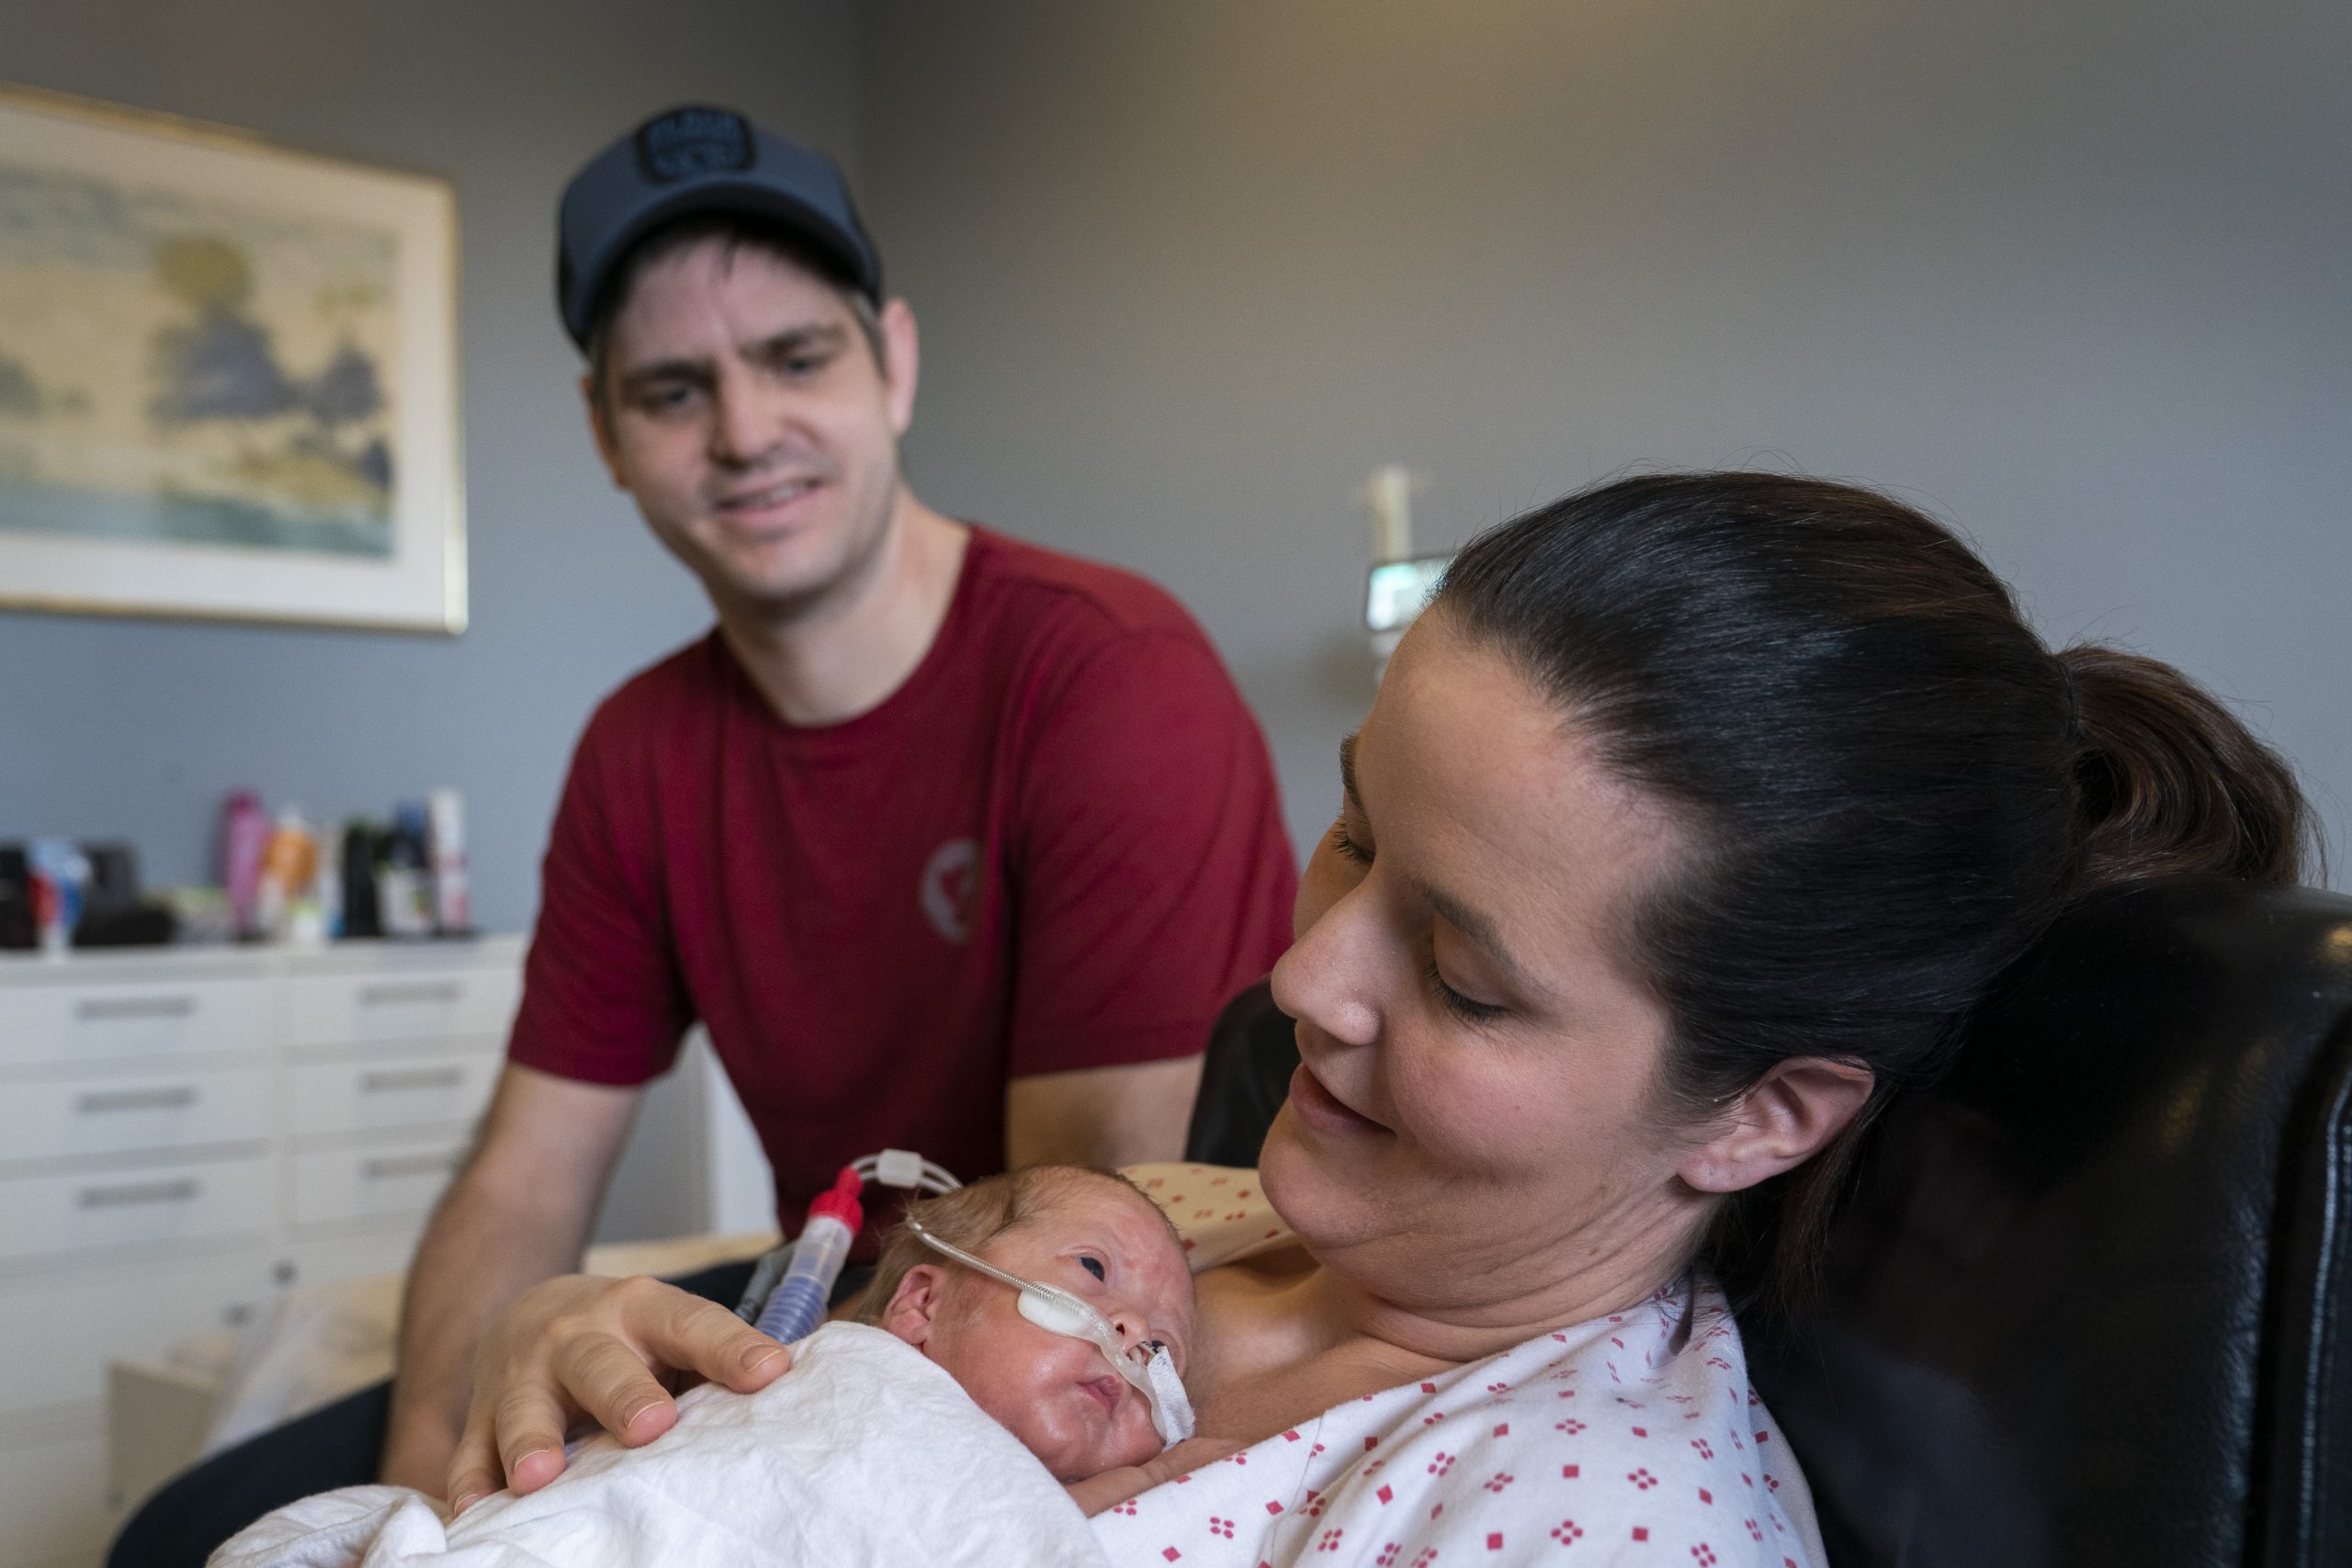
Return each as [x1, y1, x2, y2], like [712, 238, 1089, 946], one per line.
[379, 1063, 643, 1494]
[1005, 1055, 1205, 1168]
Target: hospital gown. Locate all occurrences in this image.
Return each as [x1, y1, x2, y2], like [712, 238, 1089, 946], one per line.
[1109, 1165, 1826, 1568]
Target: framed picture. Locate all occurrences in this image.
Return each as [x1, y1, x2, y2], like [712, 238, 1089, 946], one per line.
[0, 85, 464, 633]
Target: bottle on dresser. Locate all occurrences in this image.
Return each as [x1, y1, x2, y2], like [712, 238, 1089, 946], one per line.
[378, 803, 435, 939]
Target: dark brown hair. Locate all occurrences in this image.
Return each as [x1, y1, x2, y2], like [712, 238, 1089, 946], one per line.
[1435, 472, 2317, 1309]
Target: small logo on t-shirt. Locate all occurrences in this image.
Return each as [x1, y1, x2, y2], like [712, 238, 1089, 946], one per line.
[920, 837, 980, 945]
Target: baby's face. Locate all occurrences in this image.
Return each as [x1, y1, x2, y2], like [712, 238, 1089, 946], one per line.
[897, 1177, 1195, 1482]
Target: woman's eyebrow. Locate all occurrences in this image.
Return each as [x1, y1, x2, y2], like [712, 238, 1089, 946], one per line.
[1420, 877, 1536, 996]
[1339, 730, 1532, 992]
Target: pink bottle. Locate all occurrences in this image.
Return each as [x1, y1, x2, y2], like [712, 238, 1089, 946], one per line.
[221, 791, 271, 939]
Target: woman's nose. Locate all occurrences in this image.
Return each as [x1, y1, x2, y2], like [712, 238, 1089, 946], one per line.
[1272, 902, 1382, 1050]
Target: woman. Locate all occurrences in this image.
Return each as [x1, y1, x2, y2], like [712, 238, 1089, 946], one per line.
[443, 473, 2312, 1562]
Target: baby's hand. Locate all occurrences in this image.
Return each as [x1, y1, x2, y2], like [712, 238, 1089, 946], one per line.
[1067, 1437, 1250, 1517]
[1139, 1436, 1248, 1487]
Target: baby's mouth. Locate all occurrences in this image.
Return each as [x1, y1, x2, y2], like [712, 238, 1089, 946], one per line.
[1080, 1373, 1125, 1417]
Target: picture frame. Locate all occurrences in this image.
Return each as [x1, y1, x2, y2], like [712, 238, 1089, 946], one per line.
[0, 84, 465, 633]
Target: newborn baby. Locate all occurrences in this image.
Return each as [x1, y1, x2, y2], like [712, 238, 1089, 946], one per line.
[213, 1166, 1222, 1568]
[856, 1163, 1226, 1510]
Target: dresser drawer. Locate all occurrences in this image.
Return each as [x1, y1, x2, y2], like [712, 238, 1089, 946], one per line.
[0, 1249, 275, 1417]
[0, 976, 268, 1069]
[0, 1066, 267, 1164]
[0, 1157, 268, 1266]
[281, 965, 521, 1049]
[287, 1134, 469, 1231]
[289, 1052, 500, 1138]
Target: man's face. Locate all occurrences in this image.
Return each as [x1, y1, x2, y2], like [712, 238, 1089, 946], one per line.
[585, 237, 918, 618]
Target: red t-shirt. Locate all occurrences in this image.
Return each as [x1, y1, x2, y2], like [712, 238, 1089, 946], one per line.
[508, 527, 1297, 1234]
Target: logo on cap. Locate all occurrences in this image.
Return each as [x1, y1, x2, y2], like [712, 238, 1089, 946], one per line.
[636, 107, 753, 185]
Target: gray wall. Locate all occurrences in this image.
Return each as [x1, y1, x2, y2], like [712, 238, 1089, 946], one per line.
[0, 0, 860, 1240]
[0, 0, 860, 934]
[858, 0, 2349, 878]
[5, 1, 2346, 1230]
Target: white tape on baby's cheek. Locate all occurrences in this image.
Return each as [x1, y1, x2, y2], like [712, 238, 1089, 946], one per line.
[1145, 1346, 1194, 1445]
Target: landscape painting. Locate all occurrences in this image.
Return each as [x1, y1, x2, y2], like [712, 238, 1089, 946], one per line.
[0, 86, 464, 631]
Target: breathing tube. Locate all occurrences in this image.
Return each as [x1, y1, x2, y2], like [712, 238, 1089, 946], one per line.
[737, 1149, 961, 1344]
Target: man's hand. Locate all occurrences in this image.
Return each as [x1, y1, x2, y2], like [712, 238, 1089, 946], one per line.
[1006, 1055, 1204, 1168]
[379, 1066, 642, 1495]
[443, 1272, 793, 1511]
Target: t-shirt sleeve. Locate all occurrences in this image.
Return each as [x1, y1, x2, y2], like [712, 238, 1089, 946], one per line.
[505, 708, 695, 1086]
[1005, 629, 1297, 1077]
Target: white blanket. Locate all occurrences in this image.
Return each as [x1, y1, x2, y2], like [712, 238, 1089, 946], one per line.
[209, 1323, 1111, 1568]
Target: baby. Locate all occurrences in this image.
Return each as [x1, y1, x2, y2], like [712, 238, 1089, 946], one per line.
[854, 1163, 1231, 1511]
[212, 1166, 1226, 1568]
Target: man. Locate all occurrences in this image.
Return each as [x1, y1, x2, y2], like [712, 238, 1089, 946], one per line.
[379, 107, 1295, 1493]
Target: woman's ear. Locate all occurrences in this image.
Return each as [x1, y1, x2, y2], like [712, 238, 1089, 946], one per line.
[880, 1263, 951, 1348]
[1677, 1057, 1874, 1195]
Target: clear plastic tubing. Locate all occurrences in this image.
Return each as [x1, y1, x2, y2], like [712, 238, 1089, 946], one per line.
[754, 1166, 864, 1344]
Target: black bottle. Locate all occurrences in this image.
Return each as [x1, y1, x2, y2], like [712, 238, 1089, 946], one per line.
[341, 821, 384, 939]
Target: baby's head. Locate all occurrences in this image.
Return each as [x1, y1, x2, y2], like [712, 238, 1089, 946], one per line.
[859, 1166, 1194, 1482]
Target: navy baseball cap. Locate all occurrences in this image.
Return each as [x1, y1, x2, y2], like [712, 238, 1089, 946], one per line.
[557, 105, 881, 349]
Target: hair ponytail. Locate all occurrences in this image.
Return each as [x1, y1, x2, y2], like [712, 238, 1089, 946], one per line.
[2061, 645, 2316, 892]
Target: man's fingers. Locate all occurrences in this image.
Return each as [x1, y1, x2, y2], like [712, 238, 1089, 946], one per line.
[445, 1418, 505, 1515]
[492, 1382, 575, 1495]
[509, 1445, 566, 1494]
[635, 1285, 791, 1393]
[444, 1275, 790, 1512]
[556, 1331, 680, 1448]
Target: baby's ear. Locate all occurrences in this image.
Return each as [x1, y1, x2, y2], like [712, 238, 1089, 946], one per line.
[880, 1263, 949, 1348]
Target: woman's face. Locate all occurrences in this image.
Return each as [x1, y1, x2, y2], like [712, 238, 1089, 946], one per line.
[1262, 615, 1713, 1324]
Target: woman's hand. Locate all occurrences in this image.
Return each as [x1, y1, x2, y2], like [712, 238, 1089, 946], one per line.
[445, 1273, 791, 1512]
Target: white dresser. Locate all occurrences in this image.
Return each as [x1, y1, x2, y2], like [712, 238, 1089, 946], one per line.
[0, 937, 523, 1568]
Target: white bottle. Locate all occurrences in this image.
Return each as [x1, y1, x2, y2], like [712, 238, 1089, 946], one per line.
[427, 788, 469, 933]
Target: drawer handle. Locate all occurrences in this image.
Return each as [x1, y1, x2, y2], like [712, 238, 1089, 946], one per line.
[78, 1178, 200, 1209]
[361, 1153, 464, 1181]
[357, 981, 463, 1007]
[360, 1066, 466, 1094]
[76, 1086, 199, 1114]
[76, 996, 198, 1021]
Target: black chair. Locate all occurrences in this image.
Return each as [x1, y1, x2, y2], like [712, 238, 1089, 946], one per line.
[1182, 879, 2352, 1568]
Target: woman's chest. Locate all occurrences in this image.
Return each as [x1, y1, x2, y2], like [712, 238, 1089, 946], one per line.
[1184, 1265, 1435, 1445]
[1094, 1292, 1826, 1568]
[1191, 1349, 1419, 1448]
